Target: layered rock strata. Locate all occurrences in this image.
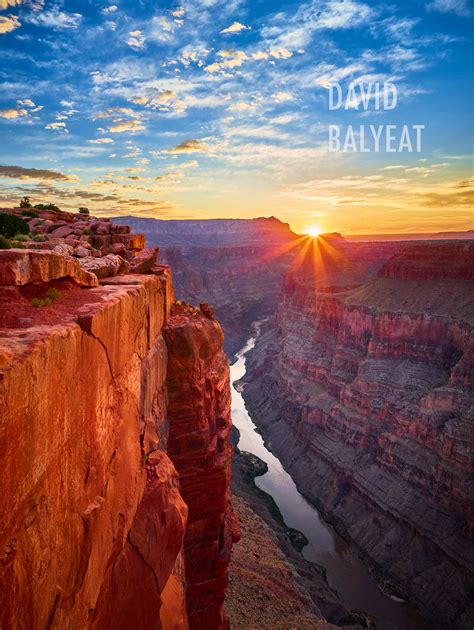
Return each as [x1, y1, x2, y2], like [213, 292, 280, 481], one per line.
[164, 304, 239, 629]
[242, 241, 474, 629]
[0, 210, 236, 629]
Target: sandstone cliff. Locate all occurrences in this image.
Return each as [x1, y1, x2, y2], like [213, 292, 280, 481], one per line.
[242, 240, 474, 629]
[0, 208, 236, 629]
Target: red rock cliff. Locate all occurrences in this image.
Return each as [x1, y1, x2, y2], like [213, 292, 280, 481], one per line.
[243, 241, 474, 629]
[0, 209, 236, 629]
[164, 304, 239, 630]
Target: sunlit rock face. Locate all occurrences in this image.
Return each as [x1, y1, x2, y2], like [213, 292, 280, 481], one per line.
[164, 304, 239, 630]
[242, 240, 474, 629]
[0, 210, 236, 630]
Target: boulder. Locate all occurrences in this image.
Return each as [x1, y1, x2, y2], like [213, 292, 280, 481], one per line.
[129, 247, 158, 274]
[79, 254, 128, 279]
[74, 245, 92, 258]
[51, 226, 74, 239]
[52, 243, 74, 257]
[0, 249, 98, 287]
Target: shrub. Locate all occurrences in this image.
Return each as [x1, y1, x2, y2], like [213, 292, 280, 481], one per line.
[13, 233, 30, 242]
[21, 209, 39, 218]
[46, 288, 61, 300]
[32, 234, 47, 242]
[0, 213, 29, 238]
[0, 235, 11, 249]
[79, 207, 89, 214]
[19, 196, 32, 208]
[83, 229, 93, 235]
[34, 203, 60, 212]
[31, 290, 59, 307]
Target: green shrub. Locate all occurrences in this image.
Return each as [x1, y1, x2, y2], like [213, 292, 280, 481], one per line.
[83, 228, 93, 235]
[32, 234, 47, 242]
[21, 209, 39, 218]
[46, 288, 61, 300]
[31, 297, 53, 308]
[34, 203, 60, 212]
[0, 213, 29, 238]
[79, 207, 89, 214]
[19, 196, 32, 208]
[0, 235, 11, 249]
[13, 233, 30, 242]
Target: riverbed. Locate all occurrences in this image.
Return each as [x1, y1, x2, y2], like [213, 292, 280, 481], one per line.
[231, 323, 431, 630]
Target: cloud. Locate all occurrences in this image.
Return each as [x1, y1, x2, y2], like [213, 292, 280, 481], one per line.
[221, 21, 251, 34]
[127, 30, 145, 50]
[27, 8, 82, 29]
[108, 119, 145, 133]
[102, 4, 118, 13]
[0, 0, 22, 8]
[272, 91, 294, 102]
[426, 0, 471, 16]
[131, 90, 185, 113]
[0, 14, 20, 34]
[88, 137, 114, 144]
[163, 139, 208, 154]
[0, 106, 27, 119]
[262, 0, 376, 49]
[0, 165, 78, 181]
[228, 101, 256, 112]
[174, 160, 198, 169]
[205, 49, 248, 72]
[45, 121, 68, 132]
[95, 107, 142, 119]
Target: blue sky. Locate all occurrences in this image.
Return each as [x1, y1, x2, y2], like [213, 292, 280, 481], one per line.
[0, 0, 472, 234]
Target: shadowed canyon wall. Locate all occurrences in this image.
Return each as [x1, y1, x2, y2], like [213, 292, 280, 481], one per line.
[242, 241, 474, 629]
[115, 217, 301, 358]
[0, 209, 236, 629]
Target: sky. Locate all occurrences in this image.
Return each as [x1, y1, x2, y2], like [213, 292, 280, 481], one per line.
[0, 0, 472, 235]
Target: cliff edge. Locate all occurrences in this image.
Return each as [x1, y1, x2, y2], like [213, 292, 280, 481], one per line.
[0, 208, 236, 629]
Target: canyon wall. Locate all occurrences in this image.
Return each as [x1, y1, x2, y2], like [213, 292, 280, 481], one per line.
[242, 241, 474, 629]
[0, 209, 236, 629]
[115, 216, 301, 358]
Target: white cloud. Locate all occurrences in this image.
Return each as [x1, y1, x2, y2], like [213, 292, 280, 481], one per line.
[221, 21, 250, 34]
[102, 5, 118, 13]
[45, 121, 68, 131]
[127, 29, 145, 49]
[426, 0, 470, 15]
[272, 91, 294, 102]
[27, 8, 82, 29]
[88, 137, 115, 144]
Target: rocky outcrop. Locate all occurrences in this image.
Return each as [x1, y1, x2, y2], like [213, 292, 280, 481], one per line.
[242, 241, 474, 629]
[164, 304, 238, 630]
[0, 210, 236, 629]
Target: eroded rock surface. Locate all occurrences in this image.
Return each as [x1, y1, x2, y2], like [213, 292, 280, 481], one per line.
[242, 241, 474, 629]
[0, 209, 236, 630]
[164, 304, 238, 630]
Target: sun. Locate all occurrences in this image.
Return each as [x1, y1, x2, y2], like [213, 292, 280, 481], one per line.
[307, 226, 322, 238]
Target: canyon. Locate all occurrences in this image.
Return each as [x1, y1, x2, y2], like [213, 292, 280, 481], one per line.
[241, 238, 474, 629]
[1, 207, 472, 630]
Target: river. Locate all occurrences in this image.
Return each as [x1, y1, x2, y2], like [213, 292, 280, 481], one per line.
[231, 323, 431, 630]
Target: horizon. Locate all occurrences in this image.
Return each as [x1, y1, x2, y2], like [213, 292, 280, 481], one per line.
[0, 0, 473, 235]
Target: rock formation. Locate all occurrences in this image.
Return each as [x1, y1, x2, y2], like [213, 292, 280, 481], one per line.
[242, 240, 474, 629]
[0, 208, 236, 629]
[113, 216, 302, 358]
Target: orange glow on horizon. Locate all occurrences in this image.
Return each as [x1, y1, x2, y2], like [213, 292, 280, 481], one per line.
[307, 226, 322, 238]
